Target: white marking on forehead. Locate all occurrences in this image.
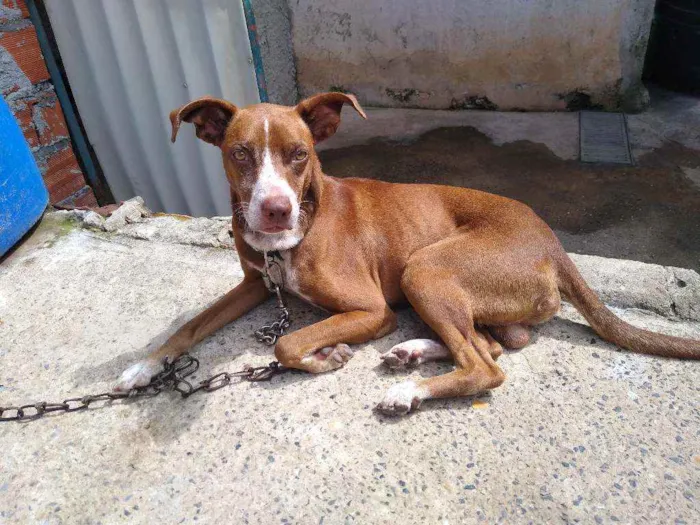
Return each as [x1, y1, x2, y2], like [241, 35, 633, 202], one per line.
[244, 115, 300, 235]
[263, 118, 269, 154]
[258, 118, 278, 187]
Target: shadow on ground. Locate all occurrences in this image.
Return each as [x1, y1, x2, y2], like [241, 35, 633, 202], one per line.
[75, 293, 614, 441]
[320, 127, 700, 270]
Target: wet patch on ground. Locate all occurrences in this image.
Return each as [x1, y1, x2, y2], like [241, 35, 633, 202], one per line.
[319, 127, 700, 270]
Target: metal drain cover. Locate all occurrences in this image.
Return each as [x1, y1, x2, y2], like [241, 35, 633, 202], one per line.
[579, 111, 633, 165]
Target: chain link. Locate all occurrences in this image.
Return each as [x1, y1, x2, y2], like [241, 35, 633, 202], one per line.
[0, 354, 287, 423]
[254, 305, 291, 345]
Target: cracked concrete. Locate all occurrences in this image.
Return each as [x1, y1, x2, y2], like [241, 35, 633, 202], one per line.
[1, 210, 699, 524]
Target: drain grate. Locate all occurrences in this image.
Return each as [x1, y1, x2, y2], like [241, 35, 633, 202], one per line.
[579, 111, 633, 165]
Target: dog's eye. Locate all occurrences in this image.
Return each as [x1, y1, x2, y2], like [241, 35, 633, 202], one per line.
[232, 149, 247, 161]
[294, 150, 308, 162]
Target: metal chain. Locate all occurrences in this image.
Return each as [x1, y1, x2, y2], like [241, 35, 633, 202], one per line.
[255, 250, 292, 346]
[0, 354, 287, 423]
[254, 285, 291, 345]
[1, 252, 295, 423]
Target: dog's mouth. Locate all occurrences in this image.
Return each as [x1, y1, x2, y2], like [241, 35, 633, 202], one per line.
[234, 208, 291, 235]
[242, 221, 294, 236]
[234, 202, 301, 238]
[258, 226, 290, 234]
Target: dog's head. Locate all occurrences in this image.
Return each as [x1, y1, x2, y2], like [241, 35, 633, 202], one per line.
[170, 93, 366, 251]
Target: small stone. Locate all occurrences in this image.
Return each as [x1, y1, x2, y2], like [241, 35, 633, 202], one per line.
[82, 211, 106, 230]
[103, 197, 151, 232]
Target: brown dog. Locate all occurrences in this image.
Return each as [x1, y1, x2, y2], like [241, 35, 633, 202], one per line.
[115, 93, 700, 415]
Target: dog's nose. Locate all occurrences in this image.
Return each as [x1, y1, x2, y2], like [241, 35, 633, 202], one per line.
[261, 195, 292, 223]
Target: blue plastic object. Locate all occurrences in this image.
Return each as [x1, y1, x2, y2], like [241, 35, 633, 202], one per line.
[0, 96, 49, 257]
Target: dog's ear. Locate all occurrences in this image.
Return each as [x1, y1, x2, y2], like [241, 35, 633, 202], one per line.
[295, 92, 367, 144]
[169, 97, 238, 146]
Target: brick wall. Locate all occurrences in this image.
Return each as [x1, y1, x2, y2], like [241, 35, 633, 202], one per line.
[0, 0, 98, 207]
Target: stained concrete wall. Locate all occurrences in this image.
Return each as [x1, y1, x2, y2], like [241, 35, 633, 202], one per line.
[290, 0, 655, 111]
[251, 0, 298, 105]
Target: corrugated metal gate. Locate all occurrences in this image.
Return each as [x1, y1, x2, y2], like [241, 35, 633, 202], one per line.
[44, 0, 261, 216]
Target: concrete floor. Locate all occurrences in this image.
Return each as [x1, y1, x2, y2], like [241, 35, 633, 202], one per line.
[0, 211, 699, 524]
[1, 91, 700, 524]
[318, 88, 700, 271]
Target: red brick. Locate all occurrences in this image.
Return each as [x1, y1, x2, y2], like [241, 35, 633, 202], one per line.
[36, 102, 69, 145]
[15, 0, 30, 18]
[73, 188, 99, 208]
[43, 145, 88, 203]
[12, 103, 38, 148]
[2, 0, 30, 18]
[0, 27, 50, 85]
[0, 1, 21, 22]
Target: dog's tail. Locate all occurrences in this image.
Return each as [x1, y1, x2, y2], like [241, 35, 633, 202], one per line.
[556, 255, 700, 359]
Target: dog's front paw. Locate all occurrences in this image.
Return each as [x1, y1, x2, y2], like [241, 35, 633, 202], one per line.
[376, 380, 428, 416]
[114, 360, 162, 392]
[301, 343, 354, 373]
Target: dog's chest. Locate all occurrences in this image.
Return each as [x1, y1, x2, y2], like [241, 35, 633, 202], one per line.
[278, 252, 299, 293]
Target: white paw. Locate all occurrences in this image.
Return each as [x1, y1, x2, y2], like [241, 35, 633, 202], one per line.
[301, 344, 354, 373]
[376, 380, 429, 416]
[114, 360, 162, 392]
[380, 339, 449, 368]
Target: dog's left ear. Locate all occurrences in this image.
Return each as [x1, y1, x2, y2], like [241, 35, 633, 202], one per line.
[169, 96, 238, 146]
[295, 92, 367, 144]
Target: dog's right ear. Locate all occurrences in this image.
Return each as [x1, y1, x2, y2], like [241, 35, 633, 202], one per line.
[169, 97, 238, 146]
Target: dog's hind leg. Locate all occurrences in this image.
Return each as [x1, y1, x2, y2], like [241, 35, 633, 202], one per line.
[376, 226, 562, 415]
[377, 320, 505, 415]
[377, 254, 506, 415]
[380, 339, 451, 368]
[380, 330, 504, 368]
